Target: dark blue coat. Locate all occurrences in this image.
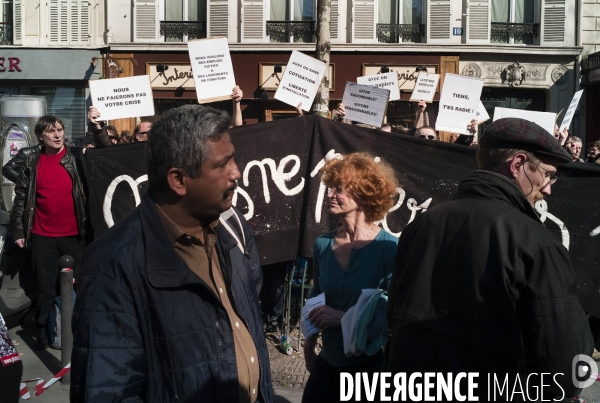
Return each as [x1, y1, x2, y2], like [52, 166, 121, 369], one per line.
[71, 194, 272, 402]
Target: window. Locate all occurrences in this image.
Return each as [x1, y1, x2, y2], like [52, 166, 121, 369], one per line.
[267, 0, 315, 42]
[162, 0, 207, 42]
[491, 0, 536, 44]
[31, 87, 86, 141]
[0, 0, 12, 45]
[48, 0, 90, 46]
[377, 0, 424, 43]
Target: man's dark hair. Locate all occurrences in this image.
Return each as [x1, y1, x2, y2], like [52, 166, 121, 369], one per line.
[34, 115, 64, 138]
[588, 140, 600, 150]
[147, 105, 231, 191]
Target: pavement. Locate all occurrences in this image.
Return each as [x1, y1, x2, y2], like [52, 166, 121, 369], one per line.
[7, 311, 600, 402]
[6, 311, 305, 403]
[3, 251, 600, 403]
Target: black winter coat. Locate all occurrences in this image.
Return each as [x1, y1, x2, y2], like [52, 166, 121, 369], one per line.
[9, 146, 86, 245]
[71, 194, 273, 403]
[387, 171, 593, 399]
[1, 144, 42, 184]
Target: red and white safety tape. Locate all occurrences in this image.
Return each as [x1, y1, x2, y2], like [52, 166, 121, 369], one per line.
[19, 379, 43, 400]
[19, 363, 71, 400]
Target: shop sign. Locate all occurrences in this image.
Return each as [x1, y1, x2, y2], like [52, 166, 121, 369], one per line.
[0, 58, 21, 72]
[589, 69, 600, 84]
[589, 51, 600, 71]
[362, 64, 438, 92]
[0, 49, 100, 80]
[146, 63, 195, 90]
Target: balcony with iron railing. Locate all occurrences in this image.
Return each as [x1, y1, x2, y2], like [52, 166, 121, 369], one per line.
[160, 21, 206, 42]
[266, 21, 315, 43]
[0, 22, 12, 45]
[376, 23, 425, 43]
[491, 22, 539, 44]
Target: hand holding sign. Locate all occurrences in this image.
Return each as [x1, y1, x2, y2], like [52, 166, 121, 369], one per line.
[435, 74, 484, 135]
[188, 37, 237, 103]
[89, 76, 155, 121]
[341, 82, 390, 128]
[357, 72, 400, 101]
[231, 85, 243, 104]
[409, 72, 440, 103]
[275, 51, 327, 111]
[559, 90, 583, 132]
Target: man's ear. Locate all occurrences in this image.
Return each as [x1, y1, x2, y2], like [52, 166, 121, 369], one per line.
[166, 168, 187, 197]
[508, 153, 527, 179]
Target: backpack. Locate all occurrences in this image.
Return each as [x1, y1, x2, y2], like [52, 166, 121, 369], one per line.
[46, 291, 76, 349]
[46, 297, 62, 349]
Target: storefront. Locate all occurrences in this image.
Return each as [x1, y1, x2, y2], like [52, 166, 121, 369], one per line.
[583, 51, 600, 144]
[0, 48, 103, 140]
[459, 51, 580, 136]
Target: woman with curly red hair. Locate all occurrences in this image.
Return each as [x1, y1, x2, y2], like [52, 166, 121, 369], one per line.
[302, 152, 399, 402]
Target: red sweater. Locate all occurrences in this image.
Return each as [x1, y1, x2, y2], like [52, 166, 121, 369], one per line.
[32, 147, 79, 237]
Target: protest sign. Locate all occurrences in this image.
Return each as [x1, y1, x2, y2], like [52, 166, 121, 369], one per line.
[274, 51, 327, 111]
[435, 74, 484, 135]
[89, 76, 154, 121]
[476, 100, 490, 124]
[493, 107, 556, 137]
[409, 72, 440, 103]
[559, 90, 584, 132]
[187, 37, 236, 103]
[357, 72, 400, 101]
[341, 82, 390, 127]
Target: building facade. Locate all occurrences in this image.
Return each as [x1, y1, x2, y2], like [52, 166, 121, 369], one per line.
[101, 0, 583, 140]
[0, 1, 590, 141]
[0, 0, 104, 140]
[581, 0, 600, 145]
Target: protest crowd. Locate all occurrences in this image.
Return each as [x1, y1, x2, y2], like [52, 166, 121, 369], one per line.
[1, 59, 600, 403]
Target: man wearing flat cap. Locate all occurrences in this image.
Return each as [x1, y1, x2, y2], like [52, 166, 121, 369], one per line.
[387, 118, 593, 400]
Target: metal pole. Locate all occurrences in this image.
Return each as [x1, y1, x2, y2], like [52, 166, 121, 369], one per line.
[59, 255, 74, 385]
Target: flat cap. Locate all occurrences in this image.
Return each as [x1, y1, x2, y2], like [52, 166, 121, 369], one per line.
[479, 118, 572, 163]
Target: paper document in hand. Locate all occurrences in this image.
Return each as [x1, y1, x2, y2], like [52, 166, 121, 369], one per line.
[302, 292, 326, 339]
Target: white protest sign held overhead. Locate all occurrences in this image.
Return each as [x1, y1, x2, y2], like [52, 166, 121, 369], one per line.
[476, 100, 490, 124]
[89, 75, 154, 121]
[493, 108, 557, 137]
[275, 51, 327, 111]
[435, 73, 484, 135]
[409, 72, 440, 103]
[357, 72, 400, 101]
[187, 37, 236, 103]
[341, 82, 390, 128]
[559, 90, 584, 132]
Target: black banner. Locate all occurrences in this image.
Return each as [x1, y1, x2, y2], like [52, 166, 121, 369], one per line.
[80, 115, 600, 315]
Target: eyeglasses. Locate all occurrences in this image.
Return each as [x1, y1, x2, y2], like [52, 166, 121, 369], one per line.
[418, 134, 436, 140]
[526, 159, 558, 185]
